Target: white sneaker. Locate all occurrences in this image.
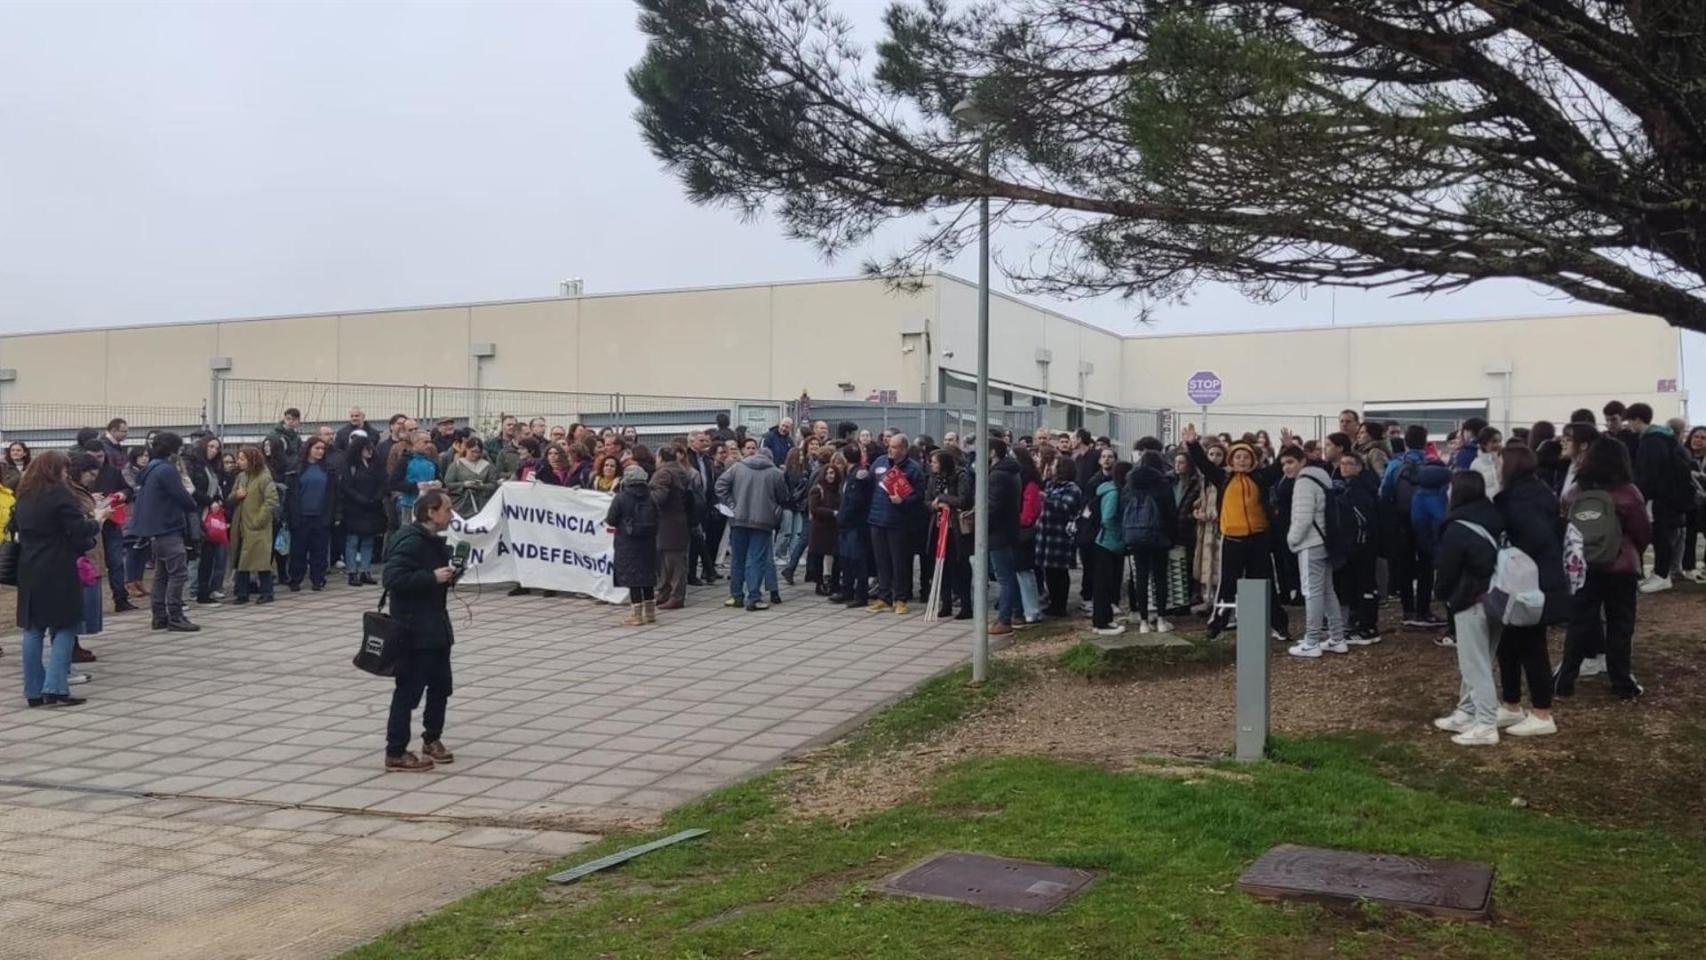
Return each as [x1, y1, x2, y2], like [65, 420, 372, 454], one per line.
[1345, 632, 1381, 646]
[1270, 628, 1288, 643]
[1451, 723, 1499, 746]
[1324, 640, 1350, 654]
[1434, 634, 1457, 648]
[66, 672, 91, 686]
[1137, 619, 1152, 634]
[1639, 575, 1673, 594]
[1495, 705, 1526, 729]
[1433, 710, 1473, 733]
[1287, 641, 1322, 659]
[1155, 618, 1174, 634]
[1506, 714, 1557, 737]
[1093, 624, 1126, 637]
[1579, 656, 1606, 678]
[211, 590, 227, 600]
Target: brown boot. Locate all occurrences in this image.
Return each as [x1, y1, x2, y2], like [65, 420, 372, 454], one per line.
[421, 740, 455, 763]
[643, 599, 657, 623]
[623, 604, 645, 626]
[657, 598, 684, 610]
[384, 751, 435, 773]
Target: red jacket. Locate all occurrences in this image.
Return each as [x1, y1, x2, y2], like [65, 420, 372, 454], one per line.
[1020, 480, 1043, 529]
[1570, 483, 1652, 577]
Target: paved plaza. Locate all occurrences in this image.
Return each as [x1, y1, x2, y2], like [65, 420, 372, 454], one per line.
[0, 577, 971, 959]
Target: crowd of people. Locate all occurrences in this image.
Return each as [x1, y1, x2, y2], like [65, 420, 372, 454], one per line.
[4, 400, 1702, 762]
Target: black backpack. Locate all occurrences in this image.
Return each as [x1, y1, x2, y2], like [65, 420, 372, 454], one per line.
[1303, 475, 1352, 569]
[620, 488, 659, 539]
[1393, 460, 1421, 519]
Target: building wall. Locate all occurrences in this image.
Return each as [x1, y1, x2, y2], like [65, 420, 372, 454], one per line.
[1120, 311, 1684, 437]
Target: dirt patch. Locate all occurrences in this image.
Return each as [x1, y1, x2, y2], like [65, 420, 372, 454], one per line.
[786, 587, 1706, 828]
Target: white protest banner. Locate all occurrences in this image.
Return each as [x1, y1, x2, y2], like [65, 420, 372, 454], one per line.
[447, 481, 625, 603]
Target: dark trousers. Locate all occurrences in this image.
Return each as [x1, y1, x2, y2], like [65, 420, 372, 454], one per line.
[628, 586, 656, 603]
[1685, 506, 1703, 572]
[288, 521, 330, 587]
[942, 551, 971, 613]
[1497, 624, 1554, 709]
[1558, 571, 1640, 697]
[1272, 535, 1300, 602]
[871, 525, 913, 603]
[699, 515, 726, 577]
[1078, 543, 1098, 600]
[1393, 523, 1437, 618]
[1044, 567, 1072, 616]
[1211, 532, 1290, 636]
[149, 534, 189, 622]
[1652, 508, 1682, 578]
[102, 520, 127, 604]
[387, 647, 453, 757]
[1129, 546, 1169, 620]
[836, 528, 868, 603]
[1334, 544, 1379, 635]
[233, 570, 274, 601]
[195, 543, 225, 600]
[1091, 545, 1124, 628]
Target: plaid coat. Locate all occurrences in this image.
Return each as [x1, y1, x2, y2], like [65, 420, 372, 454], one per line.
[1036, 479, 1084, 570]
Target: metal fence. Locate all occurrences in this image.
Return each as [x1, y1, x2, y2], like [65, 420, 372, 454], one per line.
[797, 401, 1049, 445]
[1, 402, 207, 449]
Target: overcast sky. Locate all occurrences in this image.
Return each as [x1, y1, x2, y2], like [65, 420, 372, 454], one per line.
[1, 1, 1699, 395]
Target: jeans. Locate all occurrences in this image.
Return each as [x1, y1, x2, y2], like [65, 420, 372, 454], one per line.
[1299, 545, 1346, 647]
[727, 526, 773, 605]
[149, 534, 189, 622]
[21, 626, 77, 699]
[233, 570, 275, 601]
[1558, 570, 1639, 697]
[1651, 508, 1683, 579]
[836, 528, 868, 603]
[345, 534, 375, 576]
[102, 521, 127, 603]
[1016, 570, 1041, 622]
[196, 542, 226, 600]
[288, 521, 330, 587]
[871, 525, 913, 603]
[701, 514, 727, 577]
[126, 538, 149, 583]
[1452, 605, 1502, 727]
[387, 647, 453, 757]
[783, 515, 809, 577]
[988, 546, 1020, 625]
[777, 510, 803, 561]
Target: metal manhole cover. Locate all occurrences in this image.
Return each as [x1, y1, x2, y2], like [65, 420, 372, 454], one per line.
[1237, 844, 1494, 920]
[877, 851, 1100, 913]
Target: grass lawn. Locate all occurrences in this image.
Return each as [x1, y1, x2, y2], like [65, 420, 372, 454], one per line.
[344, 659, 1706, 960]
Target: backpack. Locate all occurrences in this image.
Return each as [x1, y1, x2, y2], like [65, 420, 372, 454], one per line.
[1393, 460, 1421, 518]
[1457, 520, 1545, 626]
[1566, 488, 1623, 571]
[620, 489, 659, 539]
[1302, 474, 1355, 569]
[1120, 490, 1169, 550]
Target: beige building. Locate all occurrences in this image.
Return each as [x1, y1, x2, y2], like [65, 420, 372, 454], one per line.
[0, 273, 1687, 441]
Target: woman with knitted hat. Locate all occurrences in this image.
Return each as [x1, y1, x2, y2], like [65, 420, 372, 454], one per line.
[1183, 423, 1291, 642]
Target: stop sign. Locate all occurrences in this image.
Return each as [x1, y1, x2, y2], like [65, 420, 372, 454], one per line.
[1186, 371, 1222, 405]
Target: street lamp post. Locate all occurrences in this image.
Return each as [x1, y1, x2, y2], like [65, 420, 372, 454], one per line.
[952, 97, 992, 684]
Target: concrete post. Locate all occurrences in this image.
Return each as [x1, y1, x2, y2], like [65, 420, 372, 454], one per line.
[1235, 578, 1271, 762]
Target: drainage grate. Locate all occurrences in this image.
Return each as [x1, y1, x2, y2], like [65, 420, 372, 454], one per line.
[878, 851, 1100, 914]
[1237, 844, 1494, 920]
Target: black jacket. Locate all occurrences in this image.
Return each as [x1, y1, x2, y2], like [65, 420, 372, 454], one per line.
[382, 523, 454, 650]
[1434, 498, 1504, 615]
[838, 462, 874, 531]
[13, 485, 101, 631]
[986, 458, 1023, 550]
[1340, 470, 1382, 552]
[340, 457, 389, 537]
[1494, 474, 1570, 625]
[605, 478, 659, 589]
[1634, 428, 1691, 513]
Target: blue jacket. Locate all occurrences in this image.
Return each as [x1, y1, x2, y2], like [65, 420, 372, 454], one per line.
[398, 453, 438, 512]
[129, 459, 197, 538]
[762, 427, 794, 468]
[1410, 461, 1452, 557]
[867, 455, 925, 529]
[1451, 439, 1479, 471]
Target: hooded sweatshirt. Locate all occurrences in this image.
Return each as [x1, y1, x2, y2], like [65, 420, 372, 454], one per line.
[1433, 498, 1504, 614]
[714, 450, 790, 530]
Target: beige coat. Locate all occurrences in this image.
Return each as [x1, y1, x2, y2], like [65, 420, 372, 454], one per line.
[228, 469, 279, 573]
